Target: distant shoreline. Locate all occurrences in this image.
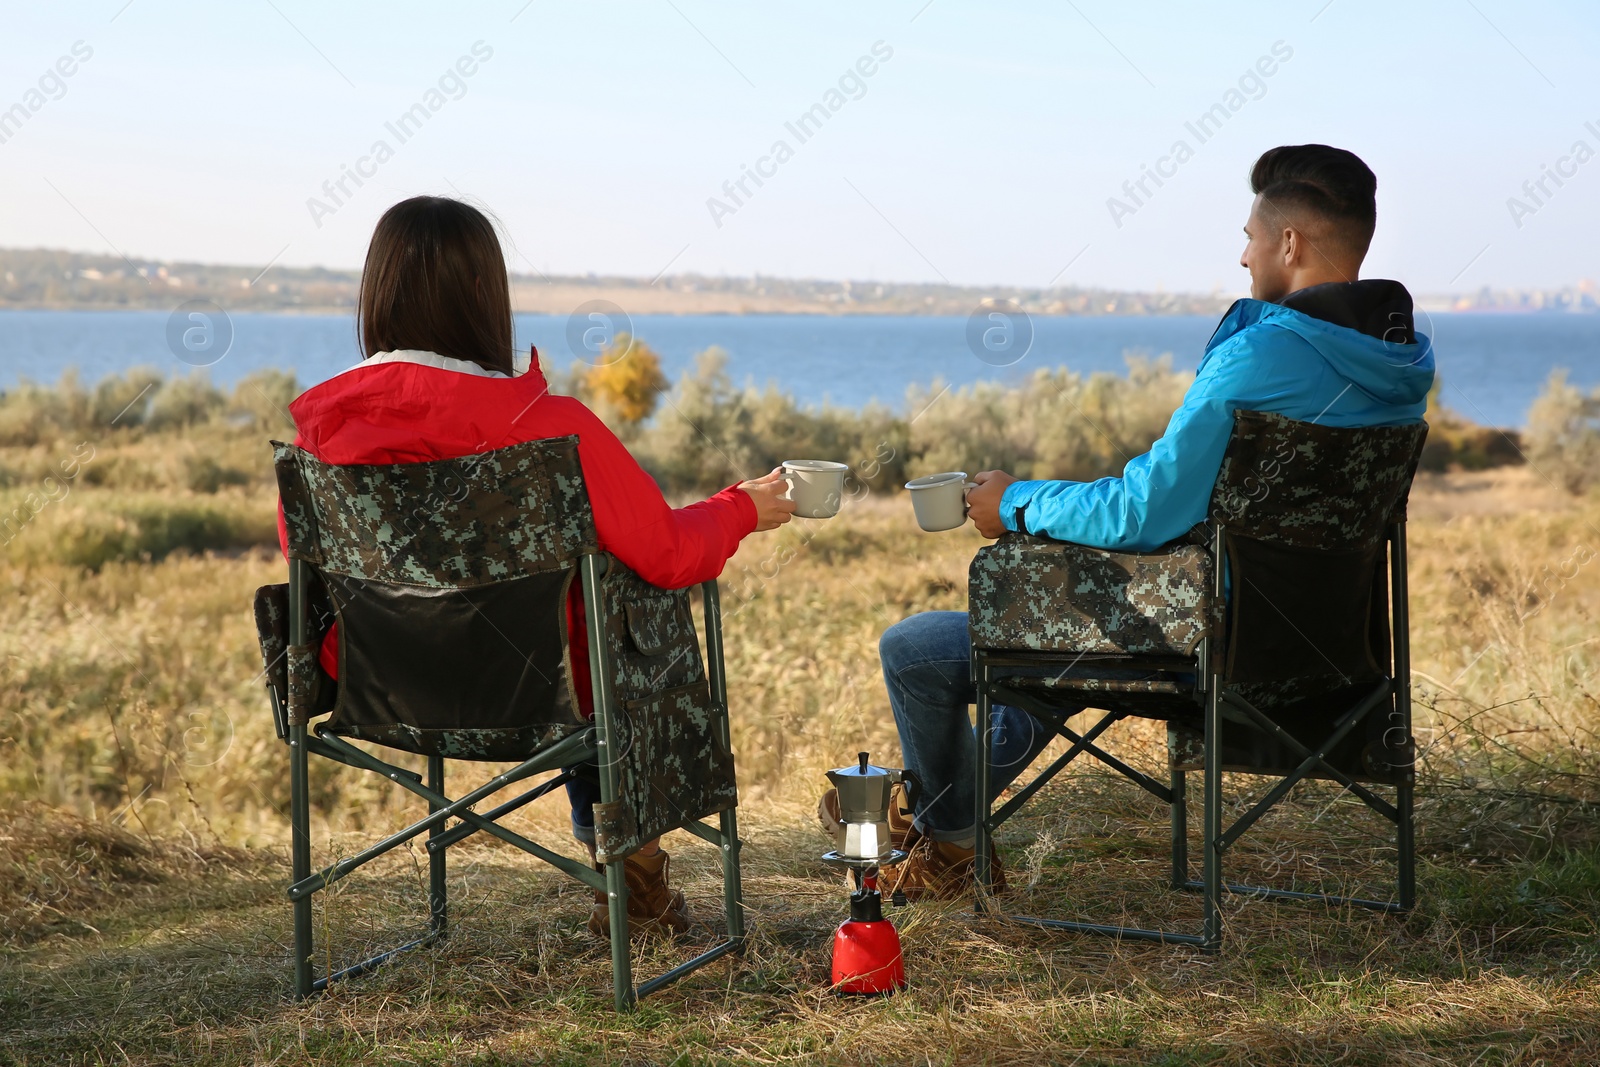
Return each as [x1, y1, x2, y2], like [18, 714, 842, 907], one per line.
[0, 302, 1236, 317]
[0, 302, 1590, 317]
[1, 246, 1593, 317]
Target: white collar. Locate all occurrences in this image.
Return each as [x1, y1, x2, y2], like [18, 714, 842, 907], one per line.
[341, 349, 515, 379]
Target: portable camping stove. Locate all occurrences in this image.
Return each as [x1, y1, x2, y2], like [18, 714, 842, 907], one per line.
[821, 752, 918, 994]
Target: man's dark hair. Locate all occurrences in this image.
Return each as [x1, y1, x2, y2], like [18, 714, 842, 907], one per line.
[359, 196, 514, 376]
[1249, 144, 1377, 256]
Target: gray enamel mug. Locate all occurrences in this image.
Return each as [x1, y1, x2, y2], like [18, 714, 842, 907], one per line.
[782, 459, 849, 518]
[905, 471, 976, 532]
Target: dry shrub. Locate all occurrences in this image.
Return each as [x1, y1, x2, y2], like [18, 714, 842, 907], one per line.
[1419, 377, 1527, 473]
[909, 355, 1189, 481]
[2, 489, 276, 568]
[612, 349, 1190, 495]
[622, 348, 912, 494]
[1525, 369, 1600, 493]
[1420, 413, 1525, 473]
[0, 371, 92, 447]
[0, 367, 297, 450]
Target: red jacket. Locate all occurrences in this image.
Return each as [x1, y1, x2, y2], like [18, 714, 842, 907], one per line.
[278, 352, 756, 716]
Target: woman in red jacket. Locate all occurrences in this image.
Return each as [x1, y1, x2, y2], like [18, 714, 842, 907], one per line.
[281, 196, 795, 936]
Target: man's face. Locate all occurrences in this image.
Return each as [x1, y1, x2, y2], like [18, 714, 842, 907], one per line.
[1239, 194, 1292, 302]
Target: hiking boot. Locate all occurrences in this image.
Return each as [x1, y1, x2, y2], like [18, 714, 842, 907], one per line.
[817, 782, 919, 853]
[880, 836, 1006, 902]
[586, 848, 691, 938]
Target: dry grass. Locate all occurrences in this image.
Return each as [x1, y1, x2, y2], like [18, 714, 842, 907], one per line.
[2, 404, 1599, 1064]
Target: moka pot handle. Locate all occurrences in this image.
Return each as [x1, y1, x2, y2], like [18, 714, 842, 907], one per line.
[893, 768, 921, 815]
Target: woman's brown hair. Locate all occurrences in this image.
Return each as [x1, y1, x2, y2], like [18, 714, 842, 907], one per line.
[358, 196, 515, 376]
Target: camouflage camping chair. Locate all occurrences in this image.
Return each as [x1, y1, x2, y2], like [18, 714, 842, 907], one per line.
[969, 411, 1428, 952]
[251, 435, 745, 1011]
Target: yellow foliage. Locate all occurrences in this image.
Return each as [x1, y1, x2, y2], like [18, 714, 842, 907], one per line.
[582, 333, 669, 424]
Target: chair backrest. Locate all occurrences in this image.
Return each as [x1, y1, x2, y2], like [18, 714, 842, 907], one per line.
[1204, 410, 1427, 688]
[273, 435, 600, 758]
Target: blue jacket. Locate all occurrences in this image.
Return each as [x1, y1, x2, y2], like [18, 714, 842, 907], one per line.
[998, 294, 1436, 551]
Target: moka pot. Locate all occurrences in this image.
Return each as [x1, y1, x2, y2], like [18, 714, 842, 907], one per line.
[824, 751, 920, 866]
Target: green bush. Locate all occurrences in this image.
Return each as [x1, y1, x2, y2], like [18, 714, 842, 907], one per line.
[3, 352, 1572, 517]
[145, 374, 226, 431]
[91, 367, 164, 428]
[0, 373, 89, 447]
[183, 455, 253, 494]
[0, 367, 252, 445]
[1417, 377, 1525, 473]
[616, 349, 1189, 495]
[624, 349, 910, 493]
[1525, 369, 1600, 493]
[230, 369, 300, 432]
[908, 356, 1188, 482]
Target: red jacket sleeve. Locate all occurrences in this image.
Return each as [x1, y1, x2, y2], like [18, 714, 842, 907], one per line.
[567, 405, 757, 588]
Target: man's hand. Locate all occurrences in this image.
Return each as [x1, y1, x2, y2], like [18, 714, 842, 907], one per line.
[966, 470, 1017, 539]
[739, 467, 798, 532]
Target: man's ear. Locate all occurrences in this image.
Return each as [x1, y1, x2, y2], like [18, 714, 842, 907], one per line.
[1281, 226, 1303, 267]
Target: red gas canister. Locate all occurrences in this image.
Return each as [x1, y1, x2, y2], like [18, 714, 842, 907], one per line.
[830, 886, 906, 995]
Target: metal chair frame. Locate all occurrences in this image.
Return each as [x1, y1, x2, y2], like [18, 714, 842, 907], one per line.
[972, 518, 1416, 952]
[266, 553, 745, 1011]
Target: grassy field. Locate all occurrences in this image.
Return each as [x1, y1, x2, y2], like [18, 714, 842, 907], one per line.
[2, 387, 1599, 1065]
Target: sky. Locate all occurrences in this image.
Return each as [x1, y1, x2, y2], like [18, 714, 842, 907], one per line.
[0, 0, 1595, 295]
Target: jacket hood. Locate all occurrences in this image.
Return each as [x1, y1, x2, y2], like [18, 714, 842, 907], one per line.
[1208, 280, 1434, 408]
[1280, 279, 1416, 344]
[288, 355, 553, 460]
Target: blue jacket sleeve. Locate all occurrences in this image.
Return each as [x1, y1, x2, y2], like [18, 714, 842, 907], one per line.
[998, 345, 1246, 552]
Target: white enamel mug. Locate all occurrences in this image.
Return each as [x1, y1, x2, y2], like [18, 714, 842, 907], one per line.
[905, 471, 977, 532]
[781, 459, 848, 519]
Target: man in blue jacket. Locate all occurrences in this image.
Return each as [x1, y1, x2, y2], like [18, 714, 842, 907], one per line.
[846, 145, 1436, 898]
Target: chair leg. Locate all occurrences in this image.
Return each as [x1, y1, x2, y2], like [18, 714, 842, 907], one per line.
[719, 805, 746, 944]
[974, 658, 996, 913]
[1201, 687, 1223, 954]
[289, 723, 314, 998]
[700, 579, 745, 947]
[1169, 729, 1188, 892]
[1397, 778, 1416, 911]
[606, 859, 632, 1012]
[583, 553, 637, 1012]
[427, 756, 448, 936]
[1391, 520, 1417, 913]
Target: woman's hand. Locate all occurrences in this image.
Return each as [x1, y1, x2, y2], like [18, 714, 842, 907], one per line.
[739, 468, 798, 532]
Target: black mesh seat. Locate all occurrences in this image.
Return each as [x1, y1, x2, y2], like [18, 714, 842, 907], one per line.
[252, 434, 745, 1010]
[969, 411, 1428, 951]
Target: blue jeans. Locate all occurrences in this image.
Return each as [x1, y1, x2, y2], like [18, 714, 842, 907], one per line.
[880, 611, 1059, 842]
[567, 770, 599, 846]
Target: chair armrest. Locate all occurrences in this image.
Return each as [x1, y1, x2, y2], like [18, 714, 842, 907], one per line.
[969, 532, 1215, 656]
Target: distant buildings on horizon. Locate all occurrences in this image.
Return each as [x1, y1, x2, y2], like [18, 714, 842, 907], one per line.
[0, 247, 1592, 317]
[1417, 280, 1599, 314]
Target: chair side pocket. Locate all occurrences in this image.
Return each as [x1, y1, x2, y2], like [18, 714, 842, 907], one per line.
[609, 679, 737, 852]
